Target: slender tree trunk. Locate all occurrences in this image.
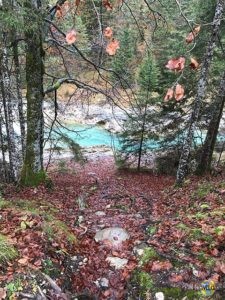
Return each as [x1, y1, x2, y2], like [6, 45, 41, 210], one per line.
[137, 104, 147, 171]
[176, 0, 225, 185]
[0, 109, 9, 182]
[20, 0, 45, 186]
[197, 71, 225, 174]
[13, 40, 26, 158]
[0, 34, 19, 181]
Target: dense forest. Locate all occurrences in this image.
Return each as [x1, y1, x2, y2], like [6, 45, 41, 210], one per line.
[0, 0, 225, 299]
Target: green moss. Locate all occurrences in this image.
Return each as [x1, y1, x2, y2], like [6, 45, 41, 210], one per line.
[161, 287, 202, 299]
[192, 183, 213, 199]
[176, 223, 190, 232]
[214, 225, 225, 235]
[132, 271, 155, 297]
[0, 234, 18, 263]
[139, 247, 159, 266]
[20, 169, 47, 187]
[146, 225, 157, 235]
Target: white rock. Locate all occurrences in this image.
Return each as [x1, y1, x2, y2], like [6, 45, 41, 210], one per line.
[95, 277, 109, 288]
[95, 211, 106, 217]
[94, 227, 129, 247]
[106, 257, 128, 270]
[155, 292, 165, 300]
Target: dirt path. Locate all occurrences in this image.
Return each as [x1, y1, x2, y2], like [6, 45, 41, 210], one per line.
[3, 156, 173, 299]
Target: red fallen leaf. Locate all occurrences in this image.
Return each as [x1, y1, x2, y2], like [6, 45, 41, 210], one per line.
[33, 259, 42, 267]
[165, 57, 185, 72]
[103, 0, 113, 10]
[102, 289, 111, 297]
[18, 257, 29, 265]
[66, 30, 77, 45]
[186, 25, 201, 43]
[0, 287, 7, 299]
[75, 0, 80, 6]
[210, 248, 219, 257]
[189, 57, 199, 69]
[169, 273, 183, 283]
[174, 84, 184, 101]
[164, 87, 174, 102]
[217, 262, 225, 274]
[151, 260, 173, 271]
[104, 27, 113, 39]
[106, 39, 120, 55]
[210, 273, 220, 283]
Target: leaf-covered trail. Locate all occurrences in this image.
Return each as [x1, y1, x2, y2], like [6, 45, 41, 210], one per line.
[3, 157, 225, 299]
[3, 156, 174, 299]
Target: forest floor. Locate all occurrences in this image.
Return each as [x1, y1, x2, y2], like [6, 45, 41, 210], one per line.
[0, 156, 225, 299]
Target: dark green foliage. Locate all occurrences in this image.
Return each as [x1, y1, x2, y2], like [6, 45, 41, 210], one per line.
[117, 52, 160, 170]
[111, 28, 137, 87]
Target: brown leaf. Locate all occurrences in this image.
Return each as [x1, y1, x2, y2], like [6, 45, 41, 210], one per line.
[103, 0, 113, 10]
[189, 57, 199, 69]
[186, 25, 201, 43]
[0, 288, 7, 300]
[18, 257, 29, 265]
[169, 273, 183, 283]
[151, 260, 173, 271]
[164, 87, 174, 102]
[165, 57, 185, 72]
[104, 27, 113, 39]
[174, 84, 184, 101]
[66, 30, 77, 45]
[106, 39, 120, 55]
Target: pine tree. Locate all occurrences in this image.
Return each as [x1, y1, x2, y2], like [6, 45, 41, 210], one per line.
[117, 52, 159, 170]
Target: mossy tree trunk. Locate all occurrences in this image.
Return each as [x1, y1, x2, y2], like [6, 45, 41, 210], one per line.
[20, 0, 45, 186]
[197, 71, 225, 174]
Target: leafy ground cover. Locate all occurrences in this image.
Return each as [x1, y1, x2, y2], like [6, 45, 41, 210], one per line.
[0, 157, 225, 299]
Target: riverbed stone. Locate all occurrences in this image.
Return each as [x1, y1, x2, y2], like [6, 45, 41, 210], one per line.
[106, 256, 128, 270]
[94, 227, 130, 247]
[95, 211, 106, 217]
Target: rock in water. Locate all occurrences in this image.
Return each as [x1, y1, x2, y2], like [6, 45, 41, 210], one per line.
[94, 227, 129, 247]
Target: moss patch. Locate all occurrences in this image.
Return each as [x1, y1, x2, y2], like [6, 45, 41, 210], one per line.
[0, 234, 18, 263]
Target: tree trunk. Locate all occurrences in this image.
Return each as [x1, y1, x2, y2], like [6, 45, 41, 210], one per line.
[0, 33, 19, 182]
[13, 40, 26, 158]
[20, 0, 45, 186]
[176, 0, 225, 185]
[197, 71, 225, 174]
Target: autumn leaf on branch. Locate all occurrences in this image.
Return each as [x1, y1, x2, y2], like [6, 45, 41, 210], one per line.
[186, 25, 201, 43]
[103, 0, 113, 10]
[56, 5, 62, 18]
[106, 39, 120, 55]
[165, 57, 185, 72]
[174, 84, 185, 101]
[189, 57, 199, 69]
[66, 30, 77, 45]
[164, 87, 174, 102]
[104, 27, 113, 39]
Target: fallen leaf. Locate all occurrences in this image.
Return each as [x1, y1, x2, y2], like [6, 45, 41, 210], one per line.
[169, 273, 183, 283]
[151, 260, 173, 271]
[0, 288, 7, 300]
[18, 257, 29, 265]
